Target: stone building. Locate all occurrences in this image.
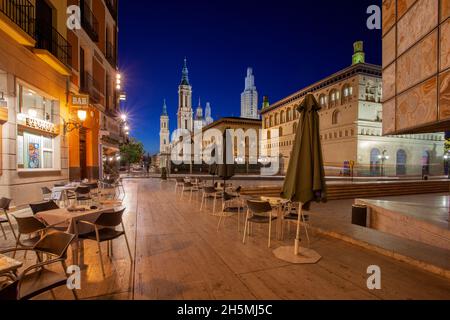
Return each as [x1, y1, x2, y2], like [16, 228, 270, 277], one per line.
[261, 42, 444, 176]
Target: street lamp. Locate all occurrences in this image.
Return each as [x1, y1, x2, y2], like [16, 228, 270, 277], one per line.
[378, 150, 389, 177]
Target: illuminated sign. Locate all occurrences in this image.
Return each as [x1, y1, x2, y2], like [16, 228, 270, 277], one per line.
[71, 94, 89, 107]
[25, 117, 56, 134]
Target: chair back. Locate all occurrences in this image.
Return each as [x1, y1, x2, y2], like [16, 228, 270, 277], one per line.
[13, 216, 47, 235]
[75, 186, 91, 195]
[41, 187, 52, 195]
[235, 186, 242, 194]
[247, 200, 273, 216]
[34, 232, 75, 258]
[184, 182, 193, 187]
[29, 201, 60, 215]
[0, 281, 18, 301]
[94, 208, 125, 228]
[84, 182, 99, 190]
[204, 187, 216, 194]
[223, 192, 235, 201]
[0, 198, 12, 211]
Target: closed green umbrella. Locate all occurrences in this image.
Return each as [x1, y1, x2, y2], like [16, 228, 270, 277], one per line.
[217, 130, 235, 187]
[280, 93, 327, 257]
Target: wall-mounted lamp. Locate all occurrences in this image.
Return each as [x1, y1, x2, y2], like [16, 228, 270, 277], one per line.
[63, 109, 87, 134]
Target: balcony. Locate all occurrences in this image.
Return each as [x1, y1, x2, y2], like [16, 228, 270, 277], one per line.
[105, 0, 117, 20]
[81, 0, 99, 42]
[34, 23, 71, 75]
[106, 41, 116, 67]
[0, 0, 35, 46]
[80, 71, 102, 104]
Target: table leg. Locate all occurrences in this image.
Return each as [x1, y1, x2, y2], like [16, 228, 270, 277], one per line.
[277, 205, 283, 241]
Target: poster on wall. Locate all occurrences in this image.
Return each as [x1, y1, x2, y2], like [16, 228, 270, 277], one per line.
[28, 143, 40, 168]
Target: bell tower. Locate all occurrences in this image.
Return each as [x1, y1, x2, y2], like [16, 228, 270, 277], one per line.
[177, 58, 193, 132]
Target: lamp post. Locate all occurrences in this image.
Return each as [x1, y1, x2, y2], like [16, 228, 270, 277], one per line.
[378, 150, 390, 177]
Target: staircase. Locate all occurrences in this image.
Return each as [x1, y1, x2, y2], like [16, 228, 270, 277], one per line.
[241, 180, 450, 200]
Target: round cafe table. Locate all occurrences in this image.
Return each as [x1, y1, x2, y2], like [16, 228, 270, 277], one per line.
[260, 196, 290, 240]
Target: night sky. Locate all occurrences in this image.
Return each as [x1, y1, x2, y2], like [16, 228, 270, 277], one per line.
[118, 0, 382, 154]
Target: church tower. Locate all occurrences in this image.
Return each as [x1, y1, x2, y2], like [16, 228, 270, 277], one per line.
[177, 58, 193, 132]
[160, 99, 170, 154]
[205, 102, 214, 125]
[194, 98, 204, 131]
[241, 67, 259, 119]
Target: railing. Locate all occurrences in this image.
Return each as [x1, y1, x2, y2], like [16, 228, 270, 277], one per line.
[106, 41, 116, 67]
[35, 23, 71, 67]
[105, 0, 117, 20]
[0, 0, 35, 37]
[81, 0, 99, 42]
[80, 71, 101, 104]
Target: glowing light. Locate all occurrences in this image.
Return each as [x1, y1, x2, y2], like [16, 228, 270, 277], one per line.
[28, 108, 38, 118]
[77, 110, 87, 122]
[120, 114, 127, 121]
[124, 125, 130, 131]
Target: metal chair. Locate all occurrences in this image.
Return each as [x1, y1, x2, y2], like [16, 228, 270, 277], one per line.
[217, 191, 243, 232]
[243, 200, 277, 248]
[78, 208, 132, 277]
[0, 198, 16, 241]
[200, 187, 219, 213]
[12, 216, 48, 259]
[41, 187, 52, 201]
[180, 182, 197, 201]
[74, 186, 92, 204]
[29, 201, 60, 215]
[0, 232, 78, 300]
[174, 178, 185, 192]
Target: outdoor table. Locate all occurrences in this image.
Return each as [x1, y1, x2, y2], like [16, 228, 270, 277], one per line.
[260, 196, 290, 240]
[36, 204, 124, 266]
[0, 254, 23, 281]
[51, 185, 78, 206]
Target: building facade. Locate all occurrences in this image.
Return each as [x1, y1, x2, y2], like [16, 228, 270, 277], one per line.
[261, 42, 444, 176]
[382, 0, 450, 134]
[241, 67, 259, 119]
[66, 0, 121, 181]
[0, 0, 121, 206]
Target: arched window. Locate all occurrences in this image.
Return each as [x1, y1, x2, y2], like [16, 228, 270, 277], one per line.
[396, 150, 407, 176]
[342, 84, 353, 103]
[329, 89, 339, 107]
[293, 122, 297, 134]
[319, 94, 327, 108]
[279, 127, 283, 137]
[267, 130, 271, 140]
[370, 148, 381, 176]
[332, 110, 341, 125]
[269, 115, 273, 127]
[275, 113, 280, 126]
[280, 111, 285, 124]
[287, 108, 292, 122]
[264, 118, 269, 129]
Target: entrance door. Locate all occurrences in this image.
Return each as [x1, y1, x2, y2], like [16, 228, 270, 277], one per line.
[79, 128, 87, 180]
[36, 0, 53, 51]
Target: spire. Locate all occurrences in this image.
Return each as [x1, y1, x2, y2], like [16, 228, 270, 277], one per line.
[181, 57, 190, 85]
[162, 99, 168, 116]
[262, 96, 270, 109]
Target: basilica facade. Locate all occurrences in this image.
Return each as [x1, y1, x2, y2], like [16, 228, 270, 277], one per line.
[159, 59, 214, 161]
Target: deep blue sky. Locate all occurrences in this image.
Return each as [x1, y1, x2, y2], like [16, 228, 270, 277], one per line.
[118, 0, 382, 154]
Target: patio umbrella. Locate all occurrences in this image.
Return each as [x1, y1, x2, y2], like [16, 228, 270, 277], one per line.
[216, 130, 235, 188]
[276, 93, 326, 262]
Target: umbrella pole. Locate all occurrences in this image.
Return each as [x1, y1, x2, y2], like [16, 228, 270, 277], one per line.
[294, 202, 303, 256]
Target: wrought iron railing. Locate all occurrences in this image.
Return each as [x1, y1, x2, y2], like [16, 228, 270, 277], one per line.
[0, 0, 35, 37]
[106, 41, 116, 67]
[105, 0, 117, 20]
[80, 71, 101, 104]
[35, 23, 72, 68]
[81, 0, 99, 42]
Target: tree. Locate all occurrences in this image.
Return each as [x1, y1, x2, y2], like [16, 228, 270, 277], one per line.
[120, 139, 145, 173]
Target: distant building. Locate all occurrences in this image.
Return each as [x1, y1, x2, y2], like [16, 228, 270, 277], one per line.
[160, 99, 170, 154]
[204, 102, 214, 125]
[261, 42, 444, 176]
[241, 67, 259, 119]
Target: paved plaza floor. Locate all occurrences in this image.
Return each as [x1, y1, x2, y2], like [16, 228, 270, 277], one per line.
[1, 179, 449, 300]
